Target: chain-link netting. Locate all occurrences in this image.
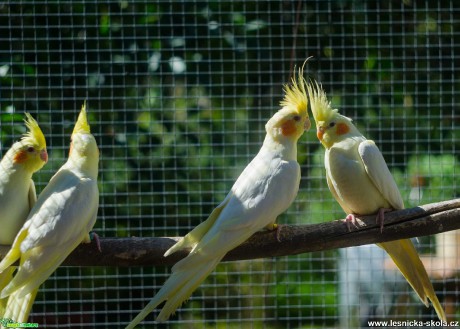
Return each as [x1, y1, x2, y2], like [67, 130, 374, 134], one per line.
[0, 1, 459, 328]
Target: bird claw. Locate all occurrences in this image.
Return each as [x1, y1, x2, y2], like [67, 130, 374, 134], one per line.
[376, 208, 393, 233]
[267, 223, 282, 242]
[342, 214, 359, 232]
[89, 231, 102, 252]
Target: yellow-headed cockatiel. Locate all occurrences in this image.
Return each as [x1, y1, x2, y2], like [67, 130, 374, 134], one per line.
[306, 81, 446, 321]
[125, 67, 311, 328]
[0, 104, 99, 324]
[0, 114, 47, 320]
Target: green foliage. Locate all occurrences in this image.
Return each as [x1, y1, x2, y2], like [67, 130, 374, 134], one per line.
[406, 154, 460, 205]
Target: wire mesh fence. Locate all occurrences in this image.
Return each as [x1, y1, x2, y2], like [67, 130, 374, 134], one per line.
[0, 1, 459, 328]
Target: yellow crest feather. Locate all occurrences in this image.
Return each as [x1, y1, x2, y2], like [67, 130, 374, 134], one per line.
[280, 61, 309, 117]
[306, 79, 338, 122]
[73, 101, 91, 135]
[22, 113, 46, 149]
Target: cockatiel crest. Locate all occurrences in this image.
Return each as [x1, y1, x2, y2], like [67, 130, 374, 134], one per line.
[306, 80, 339, 123]
[73, 101, 91, 135]
[267, 63, 311, 138]
[21, 113, 47, 151]
[11, 113, 48, 171]
[306, 81, 359, 149]
[69, 102, 99, 165]
[280, 67, 309, 117]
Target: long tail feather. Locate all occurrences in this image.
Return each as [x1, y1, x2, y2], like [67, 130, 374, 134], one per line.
[378, 239, 446, 322]
[0, 268, 16, 317]
[3, 288, 38, 323]
[156, 258, 220, 322]
[125, 256, 221, 329]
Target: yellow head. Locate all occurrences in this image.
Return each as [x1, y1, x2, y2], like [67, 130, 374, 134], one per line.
[11, 113, 48, 172]
[307, 80, 360, 149]
[68, 102, 99, 178]
[266, 62, 311, 141]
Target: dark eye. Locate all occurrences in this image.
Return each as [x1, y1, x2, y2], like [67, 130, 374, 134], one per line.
[329, 122, 336, 128]
[27, 147, 35, 153]
[293, 115, 301, 122]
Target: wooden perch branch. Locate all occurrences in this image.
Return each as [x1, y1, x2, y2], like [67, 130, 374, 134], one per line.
[1, 199, 460, 267]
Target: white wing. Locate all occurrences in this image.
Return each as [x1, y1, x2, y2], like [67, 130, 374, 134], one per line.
[358, 140, 404, 210]
[190, 155, 300, 257]
[1, 169, 98, 298]
[166, 151, 300, 257]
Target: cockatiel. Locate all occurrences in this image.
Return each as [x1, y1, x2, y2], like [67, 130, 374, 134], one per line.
[307, 81, 446, 322]
[0, 104, 99, 324]
[0, 114, 47, 319]
[125, 67, 311, 328]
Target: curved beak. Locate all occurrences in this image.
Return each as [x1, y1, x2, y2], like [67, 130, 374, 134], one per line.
[317, 126, 325, 140]
[40, 149, 48, 163]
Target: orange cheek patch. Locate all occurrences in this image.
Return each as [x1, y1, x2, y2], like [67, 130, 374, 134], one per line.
[13, 151, 27, 163]
[336, 122, 350, 135]
[281, 120, 297, 136]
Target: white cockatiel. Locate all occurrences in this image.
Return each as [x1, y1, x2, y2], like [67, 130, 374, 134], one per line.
[307, 81, 446, 322]
[125, 67, 311, 328]
[0, 114, 47, 320]
[0, 104, 99, 323]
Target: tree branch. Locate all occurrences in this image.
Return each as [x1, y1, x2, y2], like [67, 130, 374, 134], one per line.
[1, 199, 460, 267]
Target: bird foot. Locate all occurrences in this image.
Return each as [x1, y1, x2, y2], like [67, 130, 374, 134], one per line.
[89, 231, 102, 252]
[342, 214, 359, 232]
[267, 223, 282, 242]
[376, 208, 393, 233]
